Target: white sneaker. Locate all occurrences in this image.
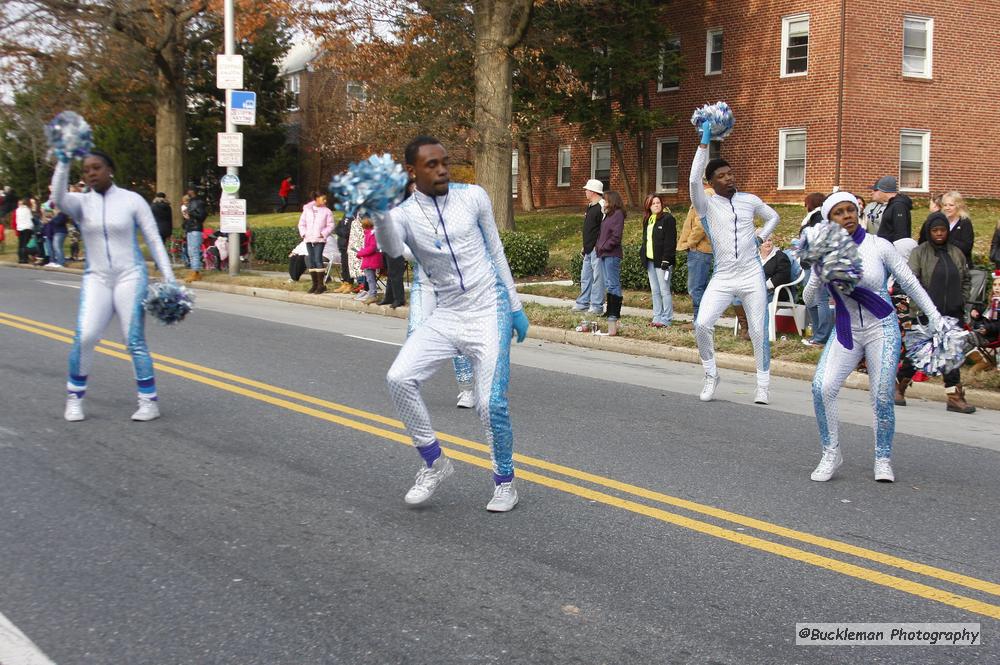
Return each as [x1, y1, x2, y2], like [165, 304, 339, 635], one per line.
[404, 456, 454, 505]
[486, 481, 519, 512]
[131, 397, 160, 421]
[810, 447, 843, 481]
[456, 390, 475, 409]
[874, 458, 895, 483]
[753, 385, 769, 405]
[64, 395, 85, 422]
[699, 373, 720, 402]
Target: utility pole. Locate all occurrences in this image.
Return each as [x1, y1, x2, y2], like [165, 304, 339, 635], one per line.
[224, 0, 240, 276]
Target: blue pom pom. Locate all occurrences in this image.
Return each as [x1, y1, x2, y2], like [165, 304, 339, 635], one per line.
[792, 222, 863, 295]
[143, 282, 195, 325]
[328, 154, 409, 219]
[905, 317, 971, 375]
[690, 101, 735, 139]
[45, 111, 94, 163]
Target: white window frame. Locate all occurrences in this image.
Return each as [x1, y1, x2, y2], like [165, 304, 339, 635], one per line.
[899, 130, 931, 192]
[657, 37, 681, 91]
[655, 138, 680, 193]
[287, 73, 301, 110]
[777, 128, 806, 190]
[902, 15, 933, 79]
[557, 146, 571, 187]
[511, 150, 519, 198]
[590, 142, 611, 186]
[705, 28, 723, 75]
[780, 14, 809, 78]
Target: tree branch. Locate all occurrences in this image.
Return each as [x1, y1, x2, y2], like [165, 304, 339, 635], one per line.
[501, 0, 534, 49]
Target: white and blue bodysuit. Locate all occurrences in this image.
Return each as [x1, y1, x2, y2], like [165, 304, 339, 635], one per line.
[377, 184, 522, 484]
[805, 231, 939, 460]
[51, 162, 175, 402]
[689, 146, 780, 386]
[406, 256, 474, 391]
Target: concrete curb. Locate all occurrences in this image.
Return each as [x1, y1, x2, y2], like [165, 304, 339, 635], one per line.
[8, 262, 999, 411]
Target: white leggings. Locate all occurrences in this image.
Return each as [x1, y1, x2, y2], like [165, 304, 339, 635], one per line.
[387, 292, 514, 482]
[67, 268, 156, 399]
[694, 269, 770, 386]
[811, 317, 899, 459]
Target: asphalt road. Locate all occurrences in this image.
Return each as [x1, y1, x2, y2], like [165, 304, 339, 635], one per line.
[1, 265, 998, 665]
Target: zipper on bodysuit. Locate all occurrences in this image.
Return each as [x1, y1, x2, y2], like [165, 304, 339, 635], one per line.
[101, 193, 112, 266]
[728, 199, 738, 259]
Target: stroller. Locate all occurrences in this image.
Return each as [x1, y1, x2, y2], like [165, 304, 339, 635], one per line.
[204, 229, 253, 271]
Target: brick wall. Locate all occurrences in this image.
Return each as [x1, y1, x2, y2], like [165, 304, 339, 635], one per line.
[526, 0, 1000, 208]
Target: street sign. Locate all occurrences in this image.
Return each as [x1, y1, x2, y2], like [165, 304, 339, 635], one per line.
[219, 198, 247, 233]
[220, 174, 241, 195]
[216, 55, 244, 89]
[217, 132, 243, 167]
[229, 90, 256, 126]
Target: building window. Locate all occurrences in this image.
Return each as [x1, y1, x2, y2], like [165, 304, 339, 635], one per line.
[778, 129, 806, 189]
[286, 73, 301, 109]
[709, 140, 722, 161]
[346, 81, 367, 111]
[899, 130, 930, 191]
[511, 150, 519, 197]
[656, 139, 679, 192]
[591, 142, 611, 191]
[557, 146, 571, 187]
[658, 37, 681, 91]
[903, 16, 933, 78]
[705, 29, 723, 75]
[781, 14, 809, 77]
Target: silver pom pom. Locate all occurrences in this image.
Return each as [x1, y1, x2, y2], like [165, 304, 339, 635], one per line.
[45, 111, 94, 162]
[791, 222, 863, 295]
[690, 101, 735, 139]
[905, 317, 971, 375]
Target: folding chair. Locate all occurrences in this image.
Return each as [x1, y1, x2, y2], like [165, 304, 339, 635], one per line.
[965, 269, 998, 371]
[768, 257, 807, 342]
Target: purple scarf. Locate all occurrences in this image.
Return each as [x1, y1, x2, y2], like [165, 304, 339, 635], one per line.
[826, 226, 895, 350]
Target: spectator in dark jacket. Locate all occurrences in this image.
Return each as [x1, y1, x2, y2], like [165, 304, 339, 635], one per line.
[871, 176, 912, 242]
[151, 192, 173, 245]
[47, 206, 70, 267]
[183, 189, 208, 282]
[332, 213, 355, 292]
[596, 191, 626, 335]
[896, 213, 974, 414]
[573, 179, 606, 315]
[641, 193, 677, 327]
[917, 190, 975, 267]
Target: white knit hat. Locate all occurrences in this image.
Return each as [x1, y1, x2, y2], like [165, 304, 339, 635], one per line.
[821, 191, 860, 222]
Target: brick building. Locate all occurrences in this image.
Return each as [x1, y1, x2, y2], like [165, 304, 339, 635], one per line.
[525, 1, 1000, 208]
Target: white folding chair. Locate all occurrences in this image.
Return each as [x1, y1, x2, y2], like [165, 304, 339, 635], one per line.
[768, 258, 807, 342]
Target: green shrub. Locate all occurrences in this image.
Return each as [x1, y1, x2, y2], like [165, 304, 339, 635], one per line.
[571, 246, 690, 294]
[500, 231, 549, 277]
[251, 226, 301, 264]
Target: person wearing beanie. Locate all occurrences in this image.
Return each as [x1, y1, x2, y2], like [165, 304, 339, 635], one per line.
[805, 191, 944, 484]
[895, 212, 974, 413]
[689, 121, 780, 405]
[871, 176, 913, 243]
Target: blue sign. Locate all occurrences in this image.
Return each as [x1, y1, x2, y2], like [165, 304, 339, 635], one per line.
[229, 91, 256, 126]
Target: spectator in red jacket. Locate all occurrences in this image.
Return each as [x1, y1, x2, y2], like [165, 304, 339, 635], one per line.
[277, 176, 295, 213]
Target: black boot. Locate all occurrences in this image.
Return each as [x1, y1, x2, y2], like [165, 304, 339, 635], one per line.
[307, 272, 319, 294]
[314, 271, 327, 294]
[600, 293, 611, 318]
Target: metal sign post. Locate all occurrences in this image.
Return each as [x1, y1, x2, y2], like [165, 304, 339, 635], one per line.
[223, 0, 241, 276]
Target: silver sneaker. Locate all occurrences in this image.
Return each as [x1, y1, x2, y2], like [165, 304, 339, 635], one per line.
[874, 458, 895, 483]
[404, 456, 454, 505]
[64, 395, 85, 422]
[486, 481, 519, 512]
[810, 447, 843, 481]
[699, 373, 720, 402]
[131, 397, 160, 421]
[456, 390, 475, 409]
[753, 385, 769, 405]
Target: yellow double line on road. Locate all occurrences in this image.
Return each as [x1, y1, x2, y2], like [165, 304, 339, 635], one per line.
[3, 308, 1000, 620]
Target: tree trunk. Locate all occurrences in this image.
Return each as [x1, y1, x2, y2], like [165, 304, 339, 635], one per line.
[636, 130, 651, 199]
[516, 134, 534, 212]
[156, 71, 186, 231]
[473, 2, 516, 230]
[609, 134, 635, 207]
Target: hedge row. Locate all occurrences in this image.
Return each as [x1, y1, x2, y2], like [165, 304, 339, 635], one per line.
[251, 226, 551, 277]
[571, 246, 690, 294]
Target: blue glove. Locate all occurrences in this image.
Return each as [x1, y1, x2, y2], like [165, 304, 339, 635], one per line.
[512, 309, 529, 343]
[700, 120, 713, 145]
